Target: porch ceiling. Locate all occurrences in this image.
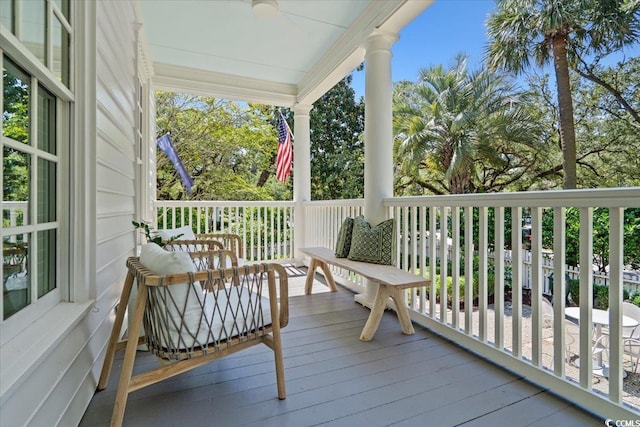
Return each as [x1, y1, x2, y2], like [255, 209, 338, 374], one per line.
[136, 0, 433, 105]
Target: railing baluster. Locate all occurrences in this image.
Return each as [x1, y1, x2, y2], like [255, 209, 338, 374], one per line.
[609, 207, 624, 402]
[512, 207, 523, 358]
[451, 207, 460, 330]
[579, 207, 594, 389]
[531, 206, 543, 367]
[420, 206, 427, 315]
[429, 207, 437, 318]
[495, 207, 504, 350]
[464, 206, 474, 335]
[553, 207, 566, 377]
[439, 206, 448, 323]
[479, 206, 488, 342]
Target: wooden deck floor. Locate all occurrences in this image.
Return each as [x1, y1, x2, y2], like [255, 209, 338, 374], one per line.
[81, 268, 603, 426]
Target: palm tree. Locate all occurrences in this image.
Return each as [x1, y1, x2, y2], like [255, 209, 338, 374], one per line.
[485, 0, 640, 189]
[393, 55, 538, 194]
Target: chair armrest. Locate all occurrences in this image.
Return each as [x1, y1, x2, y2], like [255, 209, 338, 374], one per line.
[269, 264, 289, 328]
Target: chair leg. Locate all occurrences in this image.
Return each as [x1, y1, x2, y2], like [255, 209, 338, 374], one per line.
[271, 327, 286, 399]
[98, 271, 135, 390]
[110, 283, 148, 426]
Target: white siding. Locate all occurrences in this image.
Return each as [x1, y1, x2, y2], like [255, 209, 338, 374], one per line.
[0, 1, 141, 426]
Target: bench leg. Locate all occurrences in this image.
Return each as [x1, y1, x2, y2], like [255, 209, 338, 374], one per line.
[389, 288, 415, 335]
[305, 258, 319, 295]
[360, 285, 415, 341]
[305, 258, 338, 295]
[317, 261, 337, 292]
[360, 284, 391, 341]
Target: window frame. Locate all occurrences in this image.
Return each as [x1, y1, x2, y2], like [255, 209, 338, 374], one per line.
[0, 0, 72, 341]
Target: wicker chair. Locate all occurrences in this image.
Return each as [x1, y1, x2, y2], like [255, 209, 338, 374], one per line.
[196, 233, 244, 261]
[98, 245, 288, 426]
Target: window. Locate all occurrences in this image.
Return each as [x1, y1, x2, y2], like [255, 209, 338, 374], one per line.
[2, 57, 60, 320]
[1, 0, 71, 87]
[1, 0, 72, 323]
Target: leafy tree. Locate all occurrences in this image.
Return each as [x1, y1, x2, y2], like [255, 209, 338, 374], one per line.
[486, 0, 640, 189]
[3, 67, 30, 212]
[155, 92, 281, 201]
[522, 58, 640, 189]
[309, 74, 364, 200]
[393, 55, 540, 195]
[541, 207, 640, 269]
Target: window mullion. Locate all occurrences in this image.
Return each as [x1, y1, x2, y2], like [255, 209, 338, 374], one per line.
[52, 5, 72, 34]
[30, 76, 38, 303]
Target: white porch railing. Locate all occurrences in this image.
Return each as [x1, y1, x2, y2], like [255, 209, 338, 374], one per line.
[153, 200, 295, 263]
[156, 188, 640, 419]
[388, 189, 640, 419]
[2, 201, 29, 243]
[305, 188, 640, 419]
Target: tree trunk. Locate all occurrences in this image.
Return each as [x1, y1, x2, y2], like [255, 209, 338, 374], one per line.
[551, 37, 578, 189]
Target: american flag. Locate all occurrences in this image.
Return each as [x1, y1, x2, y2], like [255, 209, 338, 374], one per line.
[275, 111, 293, 182]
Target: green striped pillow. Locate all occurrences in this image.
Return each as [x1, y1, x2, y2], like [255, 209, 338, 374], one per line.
[334, 217, 354, 258]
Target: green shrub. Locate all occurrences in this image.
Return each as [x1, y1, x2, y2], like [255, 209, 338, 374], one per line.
[567, 279, 580, 304]
[593, 284, 609, 309]
[432, 274, 467, 304]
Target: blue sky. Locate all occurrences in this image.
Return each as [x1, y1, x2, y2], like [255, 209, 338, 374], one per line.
[350, 0, 639, 99]
[351, 0, 496, 98]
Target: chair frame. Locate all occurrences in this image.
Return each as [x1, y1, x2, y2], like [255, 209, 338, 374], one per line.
[97, 252, 288, 426]
[196, 233, 244, 259]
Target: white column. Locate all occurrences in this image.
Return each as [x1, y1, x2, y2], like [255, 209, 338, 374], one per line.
[355, 30, 399, 307]
[293, 103, 313, 263]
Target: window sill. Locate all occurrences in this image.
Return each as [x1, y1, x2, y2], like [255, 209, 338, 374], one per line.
[0, 301, 94, 398]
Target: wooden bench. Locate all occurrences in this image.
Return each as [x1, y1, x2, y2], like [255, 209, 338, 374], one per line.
[299, 247, 430, 341]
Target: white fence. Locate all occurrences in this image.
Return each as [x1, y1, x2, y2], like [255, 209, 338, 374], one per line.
[505, 250, 640, 297]
[153, 200, 295, 263]
[2, 201, 29, 243]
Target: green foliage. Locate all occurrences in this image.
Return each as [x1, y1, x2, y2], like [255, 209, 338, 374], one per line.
[155, 92, 280, 201]
[3, 65, 31, 204]
[393, 55, 542, 195]
[566, 278, 616, 310]
[541, 207, 640, 269]
[309, 73, 365, 200]
[485, 0, 640, 189]
[593, 284, 609, 310]
[567, 279, 580, 304]
[132, 221, 183, 246]
[432, 274, 467, 304]
[632, 295, 640, 308]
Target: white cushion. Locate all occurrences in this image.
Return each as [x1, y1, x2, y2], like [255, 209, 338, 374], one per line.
[138, 243, 270, 351]
[153, 225, 196, 242]
[139, 243, 207, 349]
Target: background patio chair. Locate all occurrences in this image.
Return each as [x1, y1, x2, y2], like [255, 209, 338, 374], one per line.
[98, 244, 289, 426]
[565, 319, 609, 372]
[196, 233, 245, 264]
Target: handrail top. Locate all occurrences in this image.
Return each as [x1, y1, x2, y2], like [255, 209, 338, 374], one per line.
[385, 187, 640, 208]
